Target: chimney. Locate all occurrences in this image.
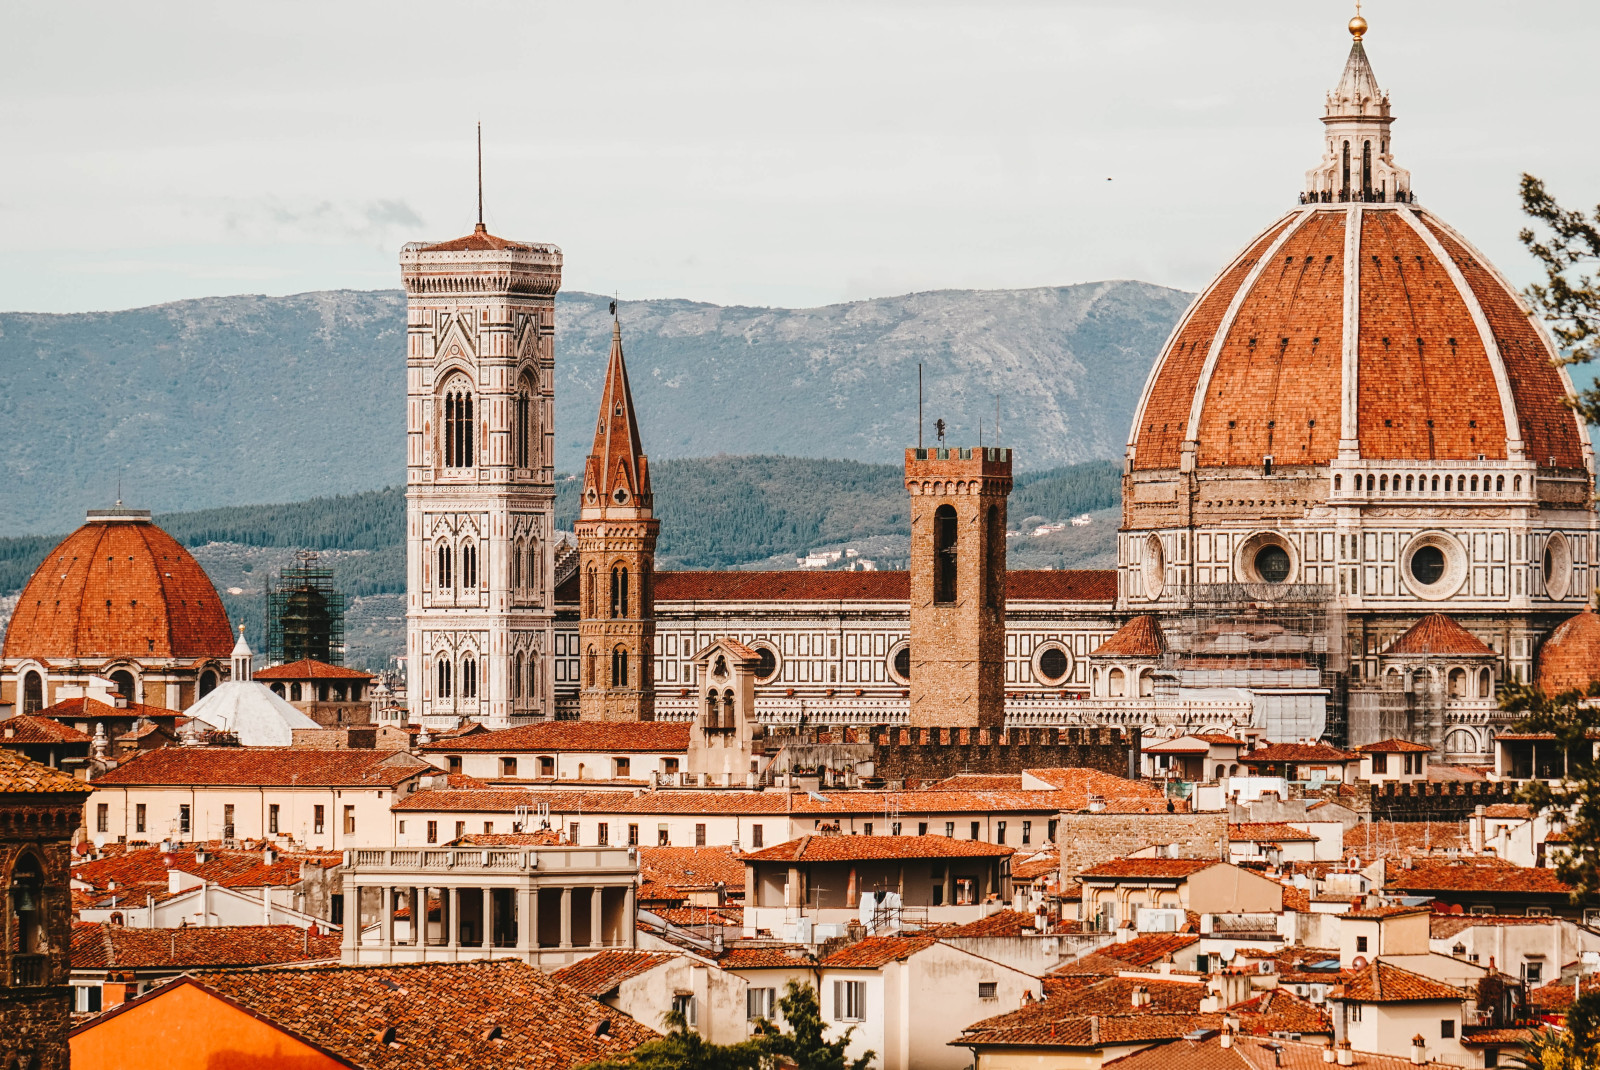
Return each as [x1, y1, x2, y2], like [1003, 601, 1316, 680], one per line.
[1089, 1016, 1100, 1046]
[1411, 1034, 1427, 1065]
[1337, 1041, 1354, 1066]
[1471, 804, 1485, 853]
[1322, 1041, 1336, 1064]
[263, 845, 276, 865]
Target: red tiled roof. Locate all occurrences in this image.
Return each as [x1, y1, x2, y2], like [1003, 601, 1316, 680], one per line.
[1536, 609, 1600, 694]
[1, 714, 91, 744]
[417, 225, 541, 253]
[73, 960, 659, 1067]
[1100, 1033, 1449, 1070]
[3, 515, 232, 661]
[821, 934, 940, 968]
[1099, 933, 1198, 967]
[1230, 822, 1320, 843]
[743, 834, 1014, 864]
[1195, 734, 1248, 746]
[930, 774, 1022, 790]
[417, 721, 689, 754]
[649, 569, 1115, 604]
[1355, 739, 1434, 754]
[1229, 989, 1335, 1036]
[1013, 848, 1062, 882]
[942, 910, 1053, 938]
[254, 659, 373, 681]
[960, 977, 1211, 1049]
[0, 747, 93, 794]
[1336, 960, 1465, 1002]
[1092, 615, 1166, 658]
[1388, 861, 1572, 896]
[716, 945, 815, 969]
[90, 748, 429, 787]
[1384, 615, 1496, 657]
[1247, 743, 1357, 763]
[71, 922, 340, 970]
[1078, 858, 1218, 880]
[639, 846, 746, 894]
[37, 697, 178, 723]
[74, 843, 340, 896]
[551, 950, 676, 996]
[1342, 905, 1431, 920]
[446, 831, 565, 847]
[1342, 821, 1473, 861]
[1460, 1028, 1537, 1046]
[1483, 804, 1532, 819]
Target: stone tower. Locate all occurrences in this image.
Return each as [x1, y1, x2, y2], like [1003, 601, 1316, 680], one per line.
[402, 223, 562, 728]
[904, 445, 1012, 727]
[576, 319, 659, 722]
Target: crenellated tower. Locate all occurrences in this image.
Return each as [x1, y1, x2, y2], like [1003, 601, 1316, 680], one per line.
[402, 223, 562, 728]
[576, 318, 659, 722]
[905, 445, 1011, 728]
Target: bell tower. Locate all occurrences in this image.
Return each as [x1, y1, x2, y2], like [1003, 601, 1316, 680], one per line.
[402, 223, 562, 728]
[904, 445, 1011, 728]
[576, 318, 659, 722]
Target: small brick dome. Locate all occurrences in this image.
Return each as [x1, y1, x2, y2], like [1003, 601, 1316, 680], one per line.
[1536, 609, 1600, 696]
[2, 511, 232, 661]
[1128, 204, 1586, 475]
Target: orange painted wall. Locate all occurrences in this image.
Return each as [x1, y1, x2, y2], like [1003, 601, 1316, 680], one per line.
[71, 981, 344, 1070]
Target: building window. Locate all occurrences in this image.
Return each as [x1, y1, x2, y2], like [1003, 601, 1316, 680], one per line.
[1441, 1019, 1455, 1039]
[461, 541, 477, 590]
[996, 821, 1007, 845]
[598, 823, 610, 846]
[612, 646, 629, 688]
[918, 822, 928, 836]
[672, 994, 698, 1029]
[448, 756, 463, 774]
[76, 985, 103, 1014]
[515, 375, 534, 469]
[956, 878, 976, 905]
[484, 822, 493, 835]
[95, 803, 109, 833]
[1372, 753, 1388, 774]
[223, 803, 235, 839]
[1356, 936, 1368, 953]
[978, 982, 998, 1000]
[611, 566, 629, 619]
[569, 822, 580, 845]
[946, 822, 955, 838]
[501, 756, 517, 777]
[21, 670, 44, 714]
[834, 980, 865, 1021]
[135, 804, 146, 834]
[437, 658, 453, 699]
[455, 820, 466, 841]
[314, 805, 325, 835]
[1022, 821, 1031, 846]
[933, 503, 958, 603]
[179, 804, 191, 835]
[290, 682, 303, 702]
[970, 821, 980, 840]
[747, 987, 776, 1021]
[628, 823, 639, 846]
[695, 823, 707, 847]
[891, 822, 902, 836]
[461, 656, 477, 699]
[539, 756, 554, 777]
[614, 757, 631, 778]
[436, 543, 454, 591]
[344, 806, 355, 835]
[751, 824, 764, 849]
[658, 825, 670, 846]
[1048, 819, 1058, 842]
[1349, 1003, 1362, 1023]
[427, 820, 438, 844]
[864, 823, 873, 836]
[443, 384, 475, 469]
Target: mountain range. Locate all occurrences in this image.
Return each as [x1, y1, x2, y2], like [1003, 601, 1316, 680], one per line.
[0, 282, 1190, 536]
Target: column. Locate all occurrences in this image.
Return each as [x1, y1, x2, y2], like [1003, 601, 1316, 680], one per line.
[559, 886, 573, 949]
[342, 882, 358, 958]
[448, 888, 460, 958]
[622, 883, 636, 948]
[381, 887, 394, 959]
[591, 886, 604, 947]
[519, 886, 536, 956]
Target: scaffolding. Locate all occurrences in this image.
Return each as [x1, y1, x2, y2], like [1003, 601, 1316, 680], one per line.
[266, 550, 346, 666]
[1158, 582, 1348, 744]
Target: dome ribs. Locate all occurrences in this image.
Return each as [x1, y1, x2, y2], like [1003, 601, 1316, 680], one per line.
[1356, 210, 1504, 461]
[1130, 214, 1296, 471]
[1195, 210, 1346, 468]
[1422, 219, 1587, 470]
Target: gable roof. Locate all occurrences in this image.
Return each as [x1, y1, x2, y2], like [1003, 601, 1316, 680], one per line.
[1245, 742, 1357, 763]
[638, 846, 746, 894]
[742, 835, 1014, 864]
[71, 922, 340, 970]
[1336, 960, 1465, 1003]
[1, 714, 92, 744]
[820, 934, 941, 968]
[551, 950, 677, 996]
[1355, 739, 1434, 753]
[1383, 614, 1496, 657]
[90, 748, 428, 788]
[416, 721, 690, 753]
[0, 746, 93, 794]
[73, 960, 659, 1068]
[1077, 858, 1219, 880]
[253, 659, 373, 681]
[1229, 822, 1320, 843]
[1386, 860, 1572, 896]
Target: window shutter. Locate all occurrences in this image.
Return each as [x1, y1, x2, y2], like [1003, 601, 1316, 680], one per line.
[834, 980, 843, 1019]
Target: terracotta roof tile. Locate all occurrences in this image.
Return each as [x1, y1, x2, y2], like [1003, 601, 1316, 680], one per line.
[1091, 615, 1167, 657]
[1335, 960, 1465, 1002]
[1229, 989, 1335, 1036]
[1383, 615, 1496, 657]
[254, 659, 374, 681]
[1482, 804, 1532, 819]
[71, 922, 340, 970]
[1342, 905, 1431, 920]
[1388, 860, 1571, 896]
[1101, 1033, 1459, 1070]
[1, 714, 91, 744]
[417, 721, 689, 754]
[1247, 742, 1357, 763]
[75, 960, 659, 1068]
[1342, 821, 1473, 861]
[74, 843, 340, 896]
[1230, 822, 1320, 843]
[91, 748, 429, 788]
[1429, 913, 1559, 939]
[820, 933, 940, 968]
[1099, 933, 1199, 967]
[743, 834, 1014, 864]
[1355, 739, 1434, 754]
[1536, 609, 1600, 694]
[639, 846, 746, 894]
[551, 950, 676, 996]
[1078, 858, 1219, 880]
[716, 945, 815, 969]
[417, 226, 541, 253]
[0, 747, 94, 794]
[37, 697, 177, 723]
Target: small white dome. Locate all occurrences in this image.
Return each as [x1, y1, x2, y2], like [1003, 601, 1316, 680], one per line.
[185, 681, 319, 747]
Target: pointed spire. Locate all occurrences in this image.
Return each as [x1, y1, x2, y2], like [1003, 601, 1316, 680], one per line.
[231, 624, 253, 681]
[582, 313, 651, 516]
[1301, 10, 1411, 205]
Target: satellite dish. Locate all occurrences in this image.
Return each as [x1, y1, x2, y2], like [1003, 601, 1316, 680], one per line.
[1351, 956, 1368, 970]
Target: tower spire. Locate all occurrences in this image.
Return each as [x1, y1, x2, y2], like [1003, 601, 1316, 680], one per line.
[476, 121, 484, 232]
[582, 315, 651, 513]
[1301, 9, 1411, 204]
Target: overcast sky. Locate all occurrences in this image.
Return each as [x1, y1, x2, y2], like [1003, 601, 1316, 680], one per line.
[1, 0, 1594, 314]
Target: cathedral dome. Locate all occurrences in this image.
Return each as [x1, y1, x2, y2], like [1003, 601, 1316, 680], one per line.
[1127, 29, 1587, 479]
[2, 508, 232, 662]
[1536, 609, 1600, 695]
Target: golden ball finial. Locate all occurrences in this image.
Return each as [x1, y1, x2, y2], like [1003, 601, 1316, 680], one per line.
[1349, 14, 1367, 40]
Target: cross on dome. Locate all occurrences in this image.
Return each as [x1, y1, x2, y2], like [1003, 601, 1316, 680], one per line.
[1302, 11, 1412, 204]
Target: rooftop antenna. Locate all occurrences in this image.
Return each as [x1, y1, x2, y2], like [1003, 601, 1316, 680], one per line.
[995, 394, 1001, 448]
[476, 121, 484, 229]
[917, 364, 923, 449]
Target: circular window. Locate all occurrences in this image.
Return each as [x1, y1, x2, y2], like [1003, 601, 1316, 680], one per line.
[888, 642, 912, 684]
[1401, 532, 1467, 600]
[1034, 643, 1073, 685]
[754, 646, 778, 682]
[1236, 532, 1296, 586]
[1544, 533, 1572, 600]
[1255, 545, 1291, 583]
[1142, 535, 1166, 600]
[1409, 545, 1445, 586]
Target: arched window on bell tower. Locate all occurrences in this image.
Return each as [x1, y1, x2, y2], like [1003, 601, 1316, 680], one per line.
[436, 543, 454, 592]
[611, 565, 629, 619]
[933, 504, 958, 604]
[441, 379, 475, 470]
[585, 565, 597, 618]
[612, 646, 629, 688]
[436, 658, 453, 699]
[515, 372, 535, 471]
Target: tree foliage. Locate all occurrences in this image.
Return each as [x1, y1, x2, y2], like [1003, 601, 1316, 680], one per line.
[1509, 993, 1600, 1070]
[580, 1009, 767, 1070]
[755, 981, 874, 1070]
[1519, 174, 1600, 424]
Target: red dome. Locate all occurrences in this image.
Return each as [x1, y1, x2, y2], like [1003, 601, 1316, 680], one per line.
[1536, 609, 1600, 695]
[1128, 204, 1586, 474]
[2, 512, 232, 661]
